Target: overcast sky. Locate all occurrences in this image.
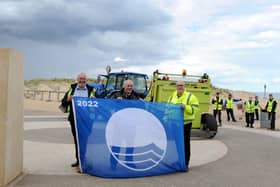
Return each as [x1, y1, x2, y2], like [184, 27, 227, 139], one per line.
[1, 0, 280, 92]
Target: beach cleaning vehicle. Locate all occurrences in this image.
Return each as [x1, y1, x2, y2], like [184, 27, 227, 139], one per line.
[146, 70, 218, 138]
[91, 66, 217, 138]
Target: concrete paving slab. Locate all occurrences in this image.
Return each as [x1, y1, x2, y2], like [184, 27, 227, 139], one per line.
[23, 116, 228, 176]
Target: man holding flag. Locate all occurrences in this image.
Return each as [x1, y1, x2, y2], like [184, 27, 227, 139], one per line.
[167, 80, 199, 170]
[63, 72, 95, 170]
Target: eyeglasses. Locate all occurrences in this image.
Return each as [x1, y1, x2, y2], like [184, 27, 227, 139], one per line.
[176, 85, 184, 87]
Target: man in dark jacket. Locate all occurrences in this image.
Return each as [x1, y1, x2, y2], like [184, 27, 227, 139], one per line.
[109, 79, 140, 169]
[110, 79, 140, 100]
[265, 94, 277, 130]
[62, 73, 95, 169]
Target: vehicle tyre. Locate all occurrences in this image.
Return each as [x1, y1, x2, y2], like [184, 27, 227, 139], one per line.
[201, 113, 218, 138]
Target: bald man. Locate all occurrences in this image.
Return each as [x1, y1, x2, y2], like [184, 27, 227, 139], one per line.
[110, 79, 140, 100]
[168, 80, 199, 171]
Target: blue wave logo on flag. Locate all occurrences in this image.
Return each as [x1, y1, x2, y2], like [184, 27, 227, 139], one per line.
[73, 98, 186, 178]
[106, 108, 167, 171]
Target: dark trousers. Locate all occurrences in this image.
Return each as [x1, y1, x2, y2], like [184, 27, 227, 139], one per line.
[70, 119, 79, 164]
[226, 108, 236, 121]
[268, 112, 276, 130]
[255, 109, 259, 120]
[184, 123, 192, 167]
[213, 110, 222, 124]
[245, 112, 254, 127]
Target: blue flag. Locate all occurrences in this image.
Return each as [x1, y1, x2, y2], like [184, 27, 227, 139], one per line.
[73, 97, 186, 178]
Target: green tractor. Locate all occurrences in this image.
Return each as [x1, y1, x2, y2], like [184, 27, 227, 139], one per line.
[146, 70, 217, 138]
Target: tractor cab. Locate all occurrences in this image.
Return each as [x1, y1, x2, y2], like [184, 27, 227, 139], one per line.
[93, 72, 149, 99]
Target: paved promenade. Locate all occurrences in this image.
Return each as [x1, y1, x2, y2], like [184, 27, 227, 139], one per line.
[9, 114, 280, 187]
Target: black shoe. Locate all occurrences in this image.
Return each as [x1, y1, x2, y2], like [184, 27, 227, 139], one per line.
[233, 120, 237, 122]
[71, 161, 79, 167]
[246, 125, 249, 127]
[250, 126, 254, 128]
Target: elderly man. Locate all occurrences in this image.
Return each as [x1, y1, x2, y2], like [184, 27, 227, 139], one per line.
[167, 80, 199, 170]
[109, 79, 140, 169]
[110, 79, 140, 100]
[63, 73, 95, 169]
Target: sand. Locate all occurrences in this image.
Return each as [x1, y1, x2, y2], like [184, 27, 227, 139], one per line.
[24, 90, 280, 130]
[24, 98, 61, 113]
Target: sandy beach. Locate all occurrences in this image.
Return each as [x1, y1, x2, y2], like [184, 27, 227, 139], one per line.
[24, 90, 280, 130]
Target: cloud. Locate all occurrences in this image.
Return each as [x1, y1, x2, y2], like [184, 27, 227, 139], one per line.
[114, 57, 127, 62]
[0, 0, 171, 43]
[1, 0, 280, 92]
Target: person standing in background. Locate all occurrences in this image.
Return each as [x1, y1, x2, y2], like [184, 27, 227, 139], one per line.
[212, 92, 223, 126]
[254, 95, 260, 120]
[243, 96, 255, 128]
[265, 94, 277, 130]
[224, 93, 237, 122]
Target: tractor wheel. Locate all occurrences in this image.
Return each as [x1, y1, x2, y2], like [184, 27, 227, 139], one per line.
[201, 113, 218, 139]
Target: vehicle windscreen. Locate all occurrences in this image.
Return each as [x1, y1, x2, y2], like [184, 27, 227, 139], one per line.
[106, 74, 147, 94]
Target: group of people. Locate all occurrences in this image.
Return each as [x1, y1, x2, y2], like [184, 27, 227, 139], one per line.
[63, 72, 278, 174]
[63, 72, 199, 173]
[211, 92, 277, 130]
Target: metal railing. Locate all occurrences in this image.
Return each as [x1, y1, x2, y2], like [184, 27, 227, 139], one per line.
[24, 89, 66, 101]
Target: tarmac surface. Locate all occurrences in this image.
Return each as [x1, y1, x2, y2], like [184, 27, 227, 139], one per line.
[9, 114, 280, 187]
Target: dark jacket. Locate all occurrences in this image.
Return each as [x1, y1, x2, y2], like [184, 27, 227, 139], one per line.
[110, 88, 140, 100]
[61, 83, 94, 122]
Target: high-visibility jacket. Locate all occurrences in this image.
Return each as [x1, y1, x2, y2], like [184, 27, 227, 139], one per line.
[267, 99, 277, 112]
[226, 98, 233, 109]
[245, 101, 255, 113]
[168, 91, 199, 124]
[213, 97, 223, 110]
[254, 100, 260, 110]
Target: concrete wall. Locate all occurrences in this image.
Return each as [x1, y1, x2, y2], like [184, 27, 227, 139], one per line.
[0, 49, 24, 187]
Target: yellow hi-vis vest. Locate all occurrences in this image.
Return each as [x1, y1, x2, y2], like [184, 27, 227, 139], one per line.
[254, 100, 260, 110]
[168, 91, 199, 124]
[267, 99, 276, 112]
[226, 98, 233, 109]
[213, 97, 222, 110]
[245, 101, 255, 113]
